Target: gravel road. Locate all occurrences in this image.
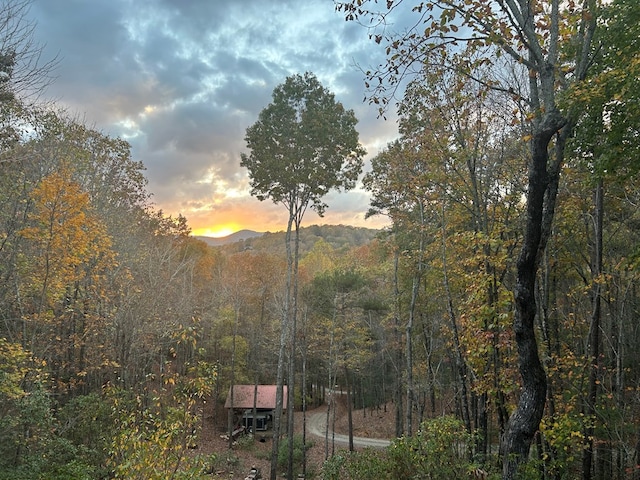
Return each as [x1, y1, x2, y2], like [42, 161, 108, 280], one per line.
[306, 409, 391, 449]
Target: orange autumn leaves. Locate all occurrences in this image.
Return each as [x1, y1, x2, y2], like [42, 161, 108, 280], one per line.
[19, 168, 114, 302]
[16, 167, 116, 389]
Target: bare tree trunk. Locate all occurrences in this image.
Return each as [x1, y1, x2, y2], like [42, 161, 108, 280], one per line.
[269, 300, 288, 480]
[270, 217, 294, 480]
[324, 296, 337, 460]
[405, 305, 414, 437]
[540, 242, 560, 480]
[346, 367, 354, 452]
[501, 110, 566, 479]
[301, 311, 308, 479]
[228, 306, 240, 449]
[253, 380, 258, 434]
[391, 246, 404, 437]
[583, 176, 603, 480]
[331, 389, 337, 456]
[324, 389, 331, 460]
[406, 203, 426, 437]
[286, 218, 303, 480]
[614, 286, 628, 480]
[286, 316, 296, 480]
[441, 204, 472, 433]
[421, 324, 437, 418]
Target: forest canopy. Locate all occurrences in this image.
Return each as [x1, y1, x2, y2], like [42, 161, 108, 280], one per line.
[0, 0, 639, 479]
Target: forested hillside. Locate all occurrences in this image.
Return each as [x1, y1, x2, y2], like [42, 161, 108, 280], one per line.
[1, 0, 639, 479]
[196, 230, 264, 247]
[213, 224, 379, 255]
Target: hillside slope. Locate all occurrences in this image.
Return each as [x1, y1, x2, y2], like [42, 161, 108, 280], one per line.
[210, 224, 381, 255]
[195, 229, 263, 246]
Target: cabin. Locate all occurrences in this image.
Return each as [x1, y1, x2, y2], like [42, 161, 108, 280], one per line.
[224, 384, 288, 432]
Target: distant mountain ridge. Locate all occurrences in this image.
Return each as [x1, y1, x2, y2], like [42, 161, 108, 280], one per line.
[195, 229, 263, 246]
[196, 224, 381, 254]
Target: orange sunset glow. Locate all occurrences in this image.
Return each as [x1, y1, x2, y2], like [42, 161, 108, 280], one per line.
[183, 197, 291, 237]
[186, 196, 390, 238]
[192, 225, 239, 238]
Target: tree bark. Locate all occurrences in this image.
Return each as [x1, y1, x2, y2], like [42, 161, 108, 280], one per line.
[582, 176, 603, 480]
[441, 204, 472, 434]
[346, 367, 354, 452]
[301, 312, 308, 479]
[269, 216, 294, 480]
[501, 109, 565, 479]
[228, 306, 239, 449]
[392, 246, 404, 437]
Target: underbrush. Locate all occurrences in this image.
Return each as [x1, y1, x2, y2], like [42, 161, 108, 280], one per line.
[320, 416, 503, 480]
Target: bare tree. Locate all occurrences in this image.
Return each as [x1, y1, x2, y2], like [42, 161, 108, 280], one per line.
[0, 0, 57, 103]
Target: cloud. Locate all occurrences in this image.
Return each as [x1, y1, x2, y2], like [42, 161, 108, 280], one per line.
[28, 0, 398, 234]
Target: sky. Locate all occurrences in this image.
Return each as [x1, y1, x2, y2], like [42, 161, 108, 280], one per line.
[26, 0, 402, 237]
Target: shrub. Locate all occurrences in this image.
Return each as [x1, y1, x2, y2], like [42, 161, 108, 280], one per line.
[345, 448, 391, 478]
[236, 432, 255, 450]
[107, 387, 206, 479]
[321, 415, 479, 480]
[321, 453, 347, 480]
[277, 434, 313, 476]
[387, 415, 474, 479]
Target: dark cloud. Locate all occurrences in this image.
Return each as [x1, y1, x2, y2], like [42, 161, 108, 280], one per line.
[27, 0, 396, 234]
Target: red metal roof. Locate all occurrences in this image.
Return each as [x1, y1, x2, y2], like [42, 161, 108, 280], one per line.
[224, 385, 288, 410]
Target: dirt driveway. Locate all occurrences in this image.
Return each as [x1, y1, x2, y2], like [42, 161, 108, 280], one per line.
[306, 409, 391, 449]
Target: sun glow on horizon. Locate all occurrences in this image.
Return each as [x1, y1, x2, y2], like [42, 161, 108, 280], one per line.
[192, 225, 238, 238]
